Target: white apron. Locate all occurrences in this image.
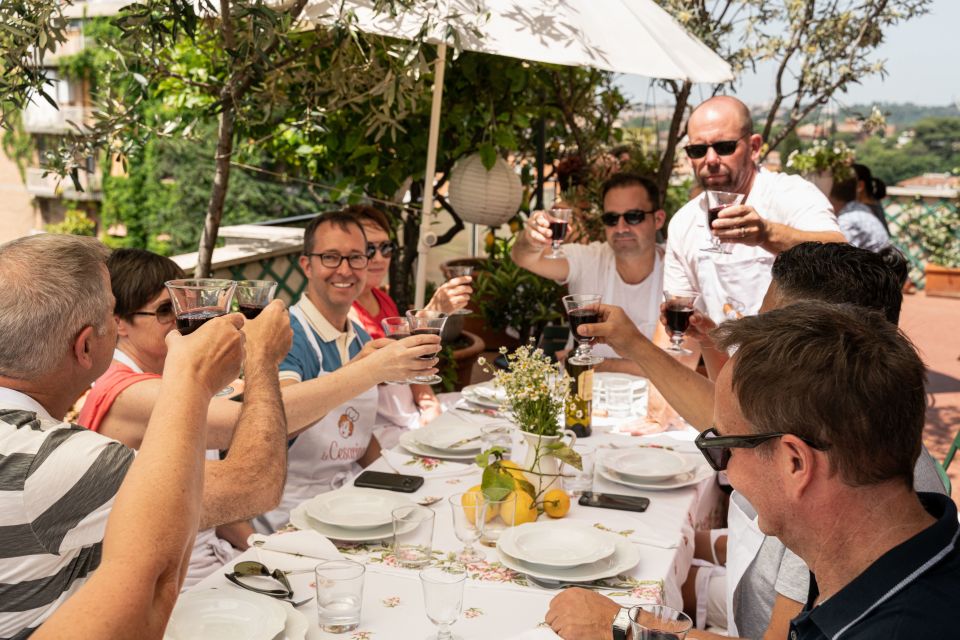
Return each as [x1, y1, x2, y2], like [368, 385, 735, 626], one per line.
[256, 304, 379, 532]
[724, 491, 766, 637]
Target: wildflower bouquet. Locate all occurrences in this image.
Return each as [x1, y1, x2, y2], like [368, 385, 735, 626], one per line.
[478, 345, 569, 437]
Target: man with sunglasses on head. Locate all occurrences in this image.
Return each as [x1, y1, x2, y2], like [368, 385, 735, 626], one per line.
[666, 96, 845, 336]
[512, 172, 670, 363]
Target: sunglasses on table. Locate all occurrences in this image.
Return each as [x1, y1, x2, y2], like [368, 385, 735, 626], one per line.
[683, 134, 749, 160]
[366, 240, 397, 258]
[601, 209, 657, 227]
[305, 252, 370, 270]
[694, 426, 829, 471]
[130, 301, 175, 324]
[225, 560, 299, 600]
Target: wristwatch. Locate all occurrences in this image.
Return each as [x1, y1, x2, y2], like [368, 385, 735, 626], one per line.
[612, 607, 631, 640]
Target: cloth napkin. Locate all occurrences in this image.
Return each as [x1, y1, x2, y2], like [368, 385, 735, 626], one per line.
[414, 412, 484, 449]
[246, 530, 342, 561]
[381, 449, 475, 478]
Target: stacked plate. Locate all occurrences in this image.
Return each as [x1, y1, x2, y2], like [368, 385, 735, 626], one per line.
[496, 521, 640, 583]
[164, 589, 307, 640]
[398, 417, 484, 461]
[460, 381, 506, 409]
[289, 487, 414, 542]
[599, 448, 713, 491]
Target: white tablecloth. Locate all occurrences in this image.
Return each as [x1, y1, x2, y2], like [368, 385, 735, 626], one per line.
[191, 397, 719, 639]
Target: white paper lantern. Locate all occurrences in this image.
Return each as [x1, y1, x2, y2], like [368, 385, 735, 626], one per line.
[447, 152, 523, 227]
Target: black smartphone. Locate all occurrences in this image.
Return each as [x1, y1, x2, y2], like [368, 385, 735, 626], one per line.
[578, 491, 650, 513]
[353, 470, 425, 493]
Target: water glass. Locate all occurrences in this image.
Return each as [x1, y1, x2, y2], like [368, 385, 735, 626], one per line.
[315, 559, 365, 634]
[392, 504, 435, 568]
[478, 493, 518, 547]
[628, 604, 693, 640]
[448, 494, 484, 563]
[420, 565, 467, 640]
[233, 279, 277, 319]
[480, 424, 513, 459]
[561, 443, 595, 497]
[606, 378, 634, 416]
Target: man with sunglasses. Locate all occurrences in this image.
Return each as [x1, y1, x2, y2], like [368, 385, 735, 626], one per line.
[665, 96, 844, 328]
[512, 172, 670, 362]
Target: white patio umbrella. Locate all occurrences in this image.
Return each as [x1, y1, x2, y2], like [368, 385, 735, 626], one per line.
[304, 0, 734, 306]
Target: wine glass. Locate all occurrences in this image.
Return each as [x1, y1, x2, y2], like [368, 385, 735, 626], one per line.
[448, 494, 484, 563]
[234, 280, 277, 319]
[405, 309, 447, 385]
[562, 293, 604, 366]
[544, 207, 573, 260]
[702, 190, 744, 254]
[380, 316, 413, 385]
[663, 291, 699, 357]
[446, 265, 474, 279]
[420, 565, 467, 640]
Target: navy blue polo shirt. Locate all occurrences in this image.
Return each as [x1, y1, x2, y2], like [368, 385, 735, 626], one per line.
[789, 492, 960, 639]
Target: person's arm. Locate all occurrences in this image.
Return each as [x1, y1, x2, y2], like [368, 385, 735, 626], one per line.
[199, 300, 292, 529]
[424, 276, 473, 313]
[33, 314, 245, 640]
[510, 210, 571, 281]
[215, 520, 256, 551]
[711, 203, 846, 256]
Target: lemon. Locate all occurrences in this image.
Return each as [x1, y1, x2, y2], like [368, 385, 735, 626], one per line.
[500, 490, 538, 526]
[462, 485, 497, 525]
[498, 460, 527, 483]
[542, 488, 571, 519]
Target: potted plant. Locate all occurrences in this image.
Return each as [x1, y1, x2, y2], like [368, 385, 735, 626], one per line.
[785, 140, 856, 196]
[899, 198, 960, 297]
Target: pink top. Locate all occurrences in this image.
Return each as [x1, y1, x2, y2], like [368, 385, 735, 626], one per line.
[78, 362, 159, 432]
[351, 288, 400, 340]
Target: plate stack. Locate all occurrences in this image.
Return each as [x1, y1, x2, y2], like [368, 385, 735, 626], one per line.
[599, 448, 713, 491]
[164, 589, 308, 640]
[496, 521, 640, 583]
[289, 487, 414, 542]
[398, 420, 484, 461]
[460, 381, 506, 409]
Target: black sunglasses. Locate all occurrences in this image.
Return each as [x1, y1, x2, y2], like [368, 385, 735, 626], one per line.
[225, 561, 294, 599]
[684, 134, 749, 160]
[601, 209, 657, 227]
[366, 240, 397, 258]
[695, 427, 829, 471]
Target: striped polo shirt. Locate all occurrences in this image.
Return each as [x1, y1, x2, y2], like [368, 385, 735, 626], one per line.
[0, 389, 134, 639]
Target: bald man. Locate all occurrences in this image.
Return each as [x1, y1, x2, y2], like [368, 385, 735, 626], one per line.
[664, 96, 845, 331]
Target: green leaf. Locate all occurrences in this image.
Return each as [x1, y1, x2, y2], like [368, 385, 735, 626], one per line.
[544, 444, 582, 471]
[481, 465, 514, 501]
[478, 143, 496, 170]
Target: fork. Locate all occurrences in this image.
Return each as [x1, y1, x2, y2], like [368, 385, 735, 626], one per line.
[525, 575, 629, 591]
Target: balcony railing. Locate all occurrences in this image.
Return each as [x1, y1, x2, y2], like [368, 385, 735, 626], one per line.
[25, 168, 103, 201]
[22, 105, 87, 134]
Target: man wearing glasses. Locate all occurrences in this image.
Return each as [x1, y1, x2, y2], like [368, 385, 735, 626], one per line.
[665, 96, 845, 331]
[256, 210, 441, 531]
[512, 172, 670, 363]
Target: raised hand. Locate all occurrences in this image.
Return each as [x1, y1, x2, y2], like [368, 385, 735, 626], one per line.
[523, 210, 559, 247]
[709, 203, 767, 246]
[165, 312, 245, 398]
[241, 299, 292, 368]
[575, 303, 646, 354]
[426, 276, 473, 313]
[368, 333, 442, 383]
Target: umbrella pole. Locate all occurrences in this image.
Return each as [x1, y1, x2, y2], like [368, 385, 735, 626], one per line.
[413, 42, 447, 309]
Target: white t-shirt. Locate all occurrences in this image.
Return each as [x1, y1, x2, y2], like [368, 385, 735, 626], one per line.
[664, 171, 839, 324]
[561, 241, 664, 359]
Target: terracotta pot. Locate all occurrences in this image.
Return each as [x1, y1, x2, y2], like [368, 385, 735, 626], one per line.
[925, 263, 960, 298]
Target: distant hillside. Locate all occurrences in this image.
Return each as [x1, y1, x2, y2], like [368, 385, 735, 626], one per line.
[838, 102, 960, 127]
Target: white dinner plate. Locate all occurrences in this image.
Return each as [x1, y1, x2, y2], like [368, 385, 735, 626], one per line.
[498, 522, 616, 568]
[279, 601, 308, 640]
[413, 420, 483, 451]
[605, 448, 693, 482]
[598, 460, 715, 491]
[496, 529, 639, 582]
[461, 381, 506, 409]
[290, 502, 417, 542]
[399, 431, 480, 461]
[304, 488, 413, 530]
[164, 589, 287, 640]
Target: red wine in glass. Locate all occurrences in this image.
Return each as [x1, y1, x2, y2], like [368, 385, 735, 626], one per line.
[665, 304, 694, 334]
[568, 308, 599, 345]
[707, 205, 727, 228]
[549, 220, 569, 242]
[176, 309, 225, 335]
[238, 303, 265, 320]
[412, 327, 441, 359]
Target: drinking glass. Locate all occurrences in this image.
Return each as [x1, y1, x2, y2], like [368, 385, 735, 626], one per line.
[480, 424, 514, 460]
[315, 559, 365, 634]
[605, 378, 634, 416]
[448, 494, 484, 563]
[561, 443, 595, 497]
[420, 565, 466, 640]
[234, 280, 278, 319]
[381, 316, 413, 384]
[702, 190, 744, 254]
[562, 293, 604, 366]
[663, 291, 699, 357]
[392, 504, 435, 568]
[446, 265, 475, 279]
[478, 493, 518, 547]
[544, 207, 573, 260]
[166, 278, 237, 396]
[405, 309, 447, 385]
[628, 604, 693, 640]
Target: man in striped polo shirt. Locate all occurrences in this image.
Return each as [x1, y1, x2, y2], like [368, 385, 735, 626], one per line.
[0, 234, 291, 639]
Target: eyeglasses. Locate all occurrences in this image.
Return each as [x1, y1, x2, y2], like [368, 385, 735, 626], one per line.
[683, 134, 749, 160]
[600, 209, 657, 227]
[306, 252, 370, 270]
[366, 240, 397, 258]
[225, 561, 294, 599]
[694, 426, 829, 471]
[130, 301, 175, 324]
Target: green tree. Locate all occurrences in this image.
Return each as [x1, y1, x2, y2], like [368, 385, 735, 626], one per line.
[854, 136, 944, 185]
[911, 117, 960, 164]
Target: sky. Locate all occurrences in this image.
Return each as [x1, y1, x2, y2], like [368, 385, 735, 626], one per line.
[616, 0, 960, 108]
